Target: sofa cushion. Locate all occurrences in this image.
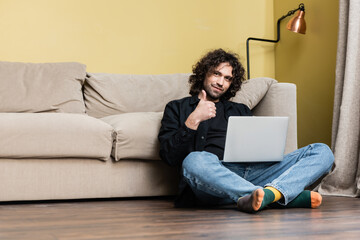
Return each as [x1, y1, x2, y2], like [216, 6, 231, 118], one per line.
[84, 73, 190, 118]
[84, 73, 276, 118]
[101, 112, 162, 161]
[232, 77, 277, 109]
[0, 61, 87, 113]
[0, 113, 113, 160]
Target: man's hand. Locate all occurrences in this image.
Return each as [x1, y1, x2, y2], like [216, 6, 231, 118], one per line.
[185, 90, 216, 130]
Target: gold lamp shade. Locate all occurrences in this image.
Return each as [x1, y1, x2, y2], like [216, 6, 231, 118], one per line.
[287, 9, 306, 34]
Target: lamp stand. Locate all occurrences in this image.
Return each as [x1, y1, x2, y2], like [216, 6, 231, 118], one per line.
[246, 3, 305, 79]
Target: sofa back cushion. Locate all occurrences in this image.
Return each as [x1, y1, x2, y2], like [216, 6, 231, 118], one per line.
[232, 77, 277, 109]
[0, 61, 87, 113]
[84, 73, 190, 118]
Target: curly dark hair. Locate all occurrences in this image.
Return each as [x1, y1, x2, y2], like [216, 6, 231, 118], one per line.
[189, 49, 245, 101]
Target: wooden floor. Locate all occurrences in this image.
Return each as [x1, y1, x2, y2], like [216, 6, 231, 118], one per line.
[0, 196, 359, 239]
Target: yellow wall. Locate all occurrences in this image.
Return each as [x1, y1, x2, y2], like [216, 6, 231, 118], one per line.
[1, 0, 338, 147]
[0, 0, 275, 76]
[274, 0, 338, 147]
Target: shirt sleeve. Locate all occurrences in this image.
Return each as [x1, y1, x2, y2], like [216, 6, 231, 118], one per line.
[158, 101, 197, 167]
[243, 103, 253, 116]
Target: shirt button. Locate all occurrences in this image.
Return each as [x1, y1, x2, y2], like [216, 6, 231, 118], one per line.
[201, 136, 205, 140]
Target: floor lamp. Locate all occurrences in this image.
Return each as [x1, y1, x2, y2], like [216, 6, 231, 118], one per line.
[246, 3, 306, 79]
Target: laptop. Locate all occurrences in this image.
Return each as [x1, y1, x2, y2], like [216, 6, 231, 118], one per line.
[222, 116, 289, 162]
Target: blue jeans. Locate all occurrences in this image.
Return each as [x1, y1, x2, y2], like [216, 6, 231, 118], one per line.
[182, 143, 334, 206]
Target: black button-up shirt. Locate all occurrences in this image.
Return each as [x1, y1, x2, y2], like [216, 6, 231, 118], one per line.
[158, 95, 252, 206]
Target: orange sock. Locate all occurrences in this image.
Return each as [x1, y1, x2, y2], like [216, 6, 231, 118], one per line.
[310, 191, 322, 208]
[270, 190, 323, 209]
[237, 187, 283, 213]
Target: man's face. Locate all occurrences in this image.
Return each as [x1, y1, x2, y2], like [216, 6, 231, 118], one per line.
[203, 62, 233, 102]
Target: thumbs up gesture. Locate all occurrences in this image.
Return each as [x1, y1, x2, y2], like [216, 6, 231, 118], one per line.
[198, 90, 217, 118]
[200, 90, 208, 101]
[185, 90, 216, 130]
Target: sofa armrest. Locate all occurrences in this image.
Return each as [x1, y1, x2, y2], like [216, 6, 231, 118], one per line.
[252, 83, 298, 154]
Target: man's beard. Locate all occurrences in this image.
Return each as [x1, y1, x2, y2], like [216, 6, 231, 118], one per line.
[203, 84, 224, 101]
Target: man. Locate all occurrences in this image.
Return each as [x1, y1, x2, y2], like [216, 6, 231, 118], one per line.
[158, 49, 334, 213]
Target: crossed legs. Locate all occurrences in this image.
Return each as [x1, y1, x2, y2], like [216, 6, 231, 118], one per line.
[182, 143, 334, 213]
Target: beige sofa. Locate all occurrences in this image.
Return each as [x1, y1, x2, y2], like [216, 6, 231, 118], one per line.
[0, 61, 297, 202]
